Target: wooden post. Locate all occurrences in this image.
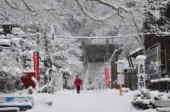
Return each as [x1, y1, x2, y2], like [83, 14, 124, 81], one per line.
[119, 84, 122, 95]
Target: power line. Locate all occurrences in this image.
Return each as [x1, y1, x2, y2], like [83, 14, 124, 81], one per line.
[1, 32, 170, 39]
[53, 32, 170, 39]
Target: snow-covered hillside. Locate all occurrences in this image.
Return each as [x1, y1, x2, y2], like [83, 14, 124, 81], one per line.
[1, 0, 170, 92]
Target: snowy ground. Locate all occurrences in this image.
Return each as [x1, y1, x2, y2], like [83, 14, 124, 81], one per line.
[25, 89, 155, 112]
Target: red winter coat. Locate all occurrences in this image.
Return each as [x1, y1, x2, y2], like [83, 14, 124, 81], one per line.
[74, 78, 82, 86]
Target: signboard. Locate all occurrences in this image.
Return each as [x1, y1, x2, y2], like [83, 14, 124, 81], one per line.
[21, 51, 40, 88]
[32, 51, 40, 80]
[138, 75, 145, 88]
[104, 66, 111, 87]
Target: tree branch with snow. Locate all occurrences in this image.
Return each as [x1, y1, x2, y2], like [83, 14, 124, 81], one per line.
[90, 0, 129, 12]
[75, 0, 130, 21]
[75, 0, 145, 46]
[21, 0, 36, 13]
[74, 0, 119, 21]
[4, 0, 20, 10]
[129, 11, 144, 46]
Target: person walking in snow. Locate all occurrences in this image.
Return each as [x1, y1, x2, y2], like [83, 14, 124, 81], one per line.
[74, 75, 82, 94]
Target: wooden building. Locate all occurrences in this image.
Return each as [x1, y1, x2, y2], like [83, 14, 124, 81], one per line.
[124, 48, 144, 90]
[144, 34, 170, 91]
[144, 34, 170, 79]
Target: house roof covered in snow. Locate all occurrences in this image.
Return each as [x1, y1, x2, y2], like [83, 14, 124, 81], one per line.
[136, 55, 146, 60]
[145, 32, 170, 38]
[117, 59, 126, 64]
[129, 47, 144, 58]
[151, 78, 170, 83]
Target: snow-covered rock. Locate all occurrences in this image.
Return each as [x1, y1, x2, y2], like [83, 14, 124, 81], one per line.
[132, 89, 170, 110]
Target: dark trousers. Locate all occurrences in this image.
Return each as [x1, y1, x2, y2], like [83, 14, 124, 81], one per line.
[76, 86, 80, 94]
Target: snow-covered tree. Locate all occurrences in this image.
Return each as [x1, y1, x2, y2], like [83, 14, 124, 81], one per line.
[74, 0, 147, 47]
[0, 0, 156, 92]
[143, 0, 170, 34]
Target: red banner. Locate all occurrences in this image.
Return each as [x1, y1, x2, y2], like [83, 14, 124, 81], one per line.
[104, 67, 111, 87]
[32, 51, 40, 81]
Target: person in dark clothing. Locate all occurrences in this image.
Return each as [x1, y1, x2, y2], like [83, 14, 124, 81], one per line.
[74, 75, 82, 94]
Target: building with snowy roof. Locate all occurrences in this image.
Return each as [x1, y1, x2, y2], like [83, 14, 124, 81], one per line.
[142, 0, 170, 91]
[144, 34, 170, 91]
[144, 34, 170, 80]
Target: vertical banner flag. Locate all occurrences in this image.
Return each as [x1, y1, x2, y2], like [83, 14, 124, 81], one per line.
[33, 51, 40, 81]
[104, 66, 111, 87]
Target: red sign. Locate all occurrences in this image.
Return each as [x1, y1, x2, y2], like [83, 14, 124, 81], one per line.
[104, 67, 111, 87]
[21, 51, 40, 89]
[33, 51, 40, 80]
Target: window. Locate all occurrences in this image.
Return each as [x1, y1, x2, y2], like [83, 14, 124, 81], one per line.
[165, 3, 170, 18]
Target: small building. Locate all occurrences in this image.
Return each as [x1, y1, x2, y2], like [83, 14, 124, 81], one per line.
[124, 68, 137, 90]
[124, 47, 145, 90]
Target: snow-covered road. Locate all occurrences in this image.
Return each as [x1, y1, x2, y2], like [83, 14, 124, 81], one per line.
[26, 89, 142, 112]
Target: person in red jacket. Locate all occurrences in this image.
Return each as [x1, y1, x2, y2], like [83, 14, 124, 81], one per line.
[74, 75, 82, 94]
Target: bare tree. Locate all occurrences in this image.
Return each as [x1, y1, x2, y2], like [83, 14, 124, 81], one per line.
[74, 0, 145, 46]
